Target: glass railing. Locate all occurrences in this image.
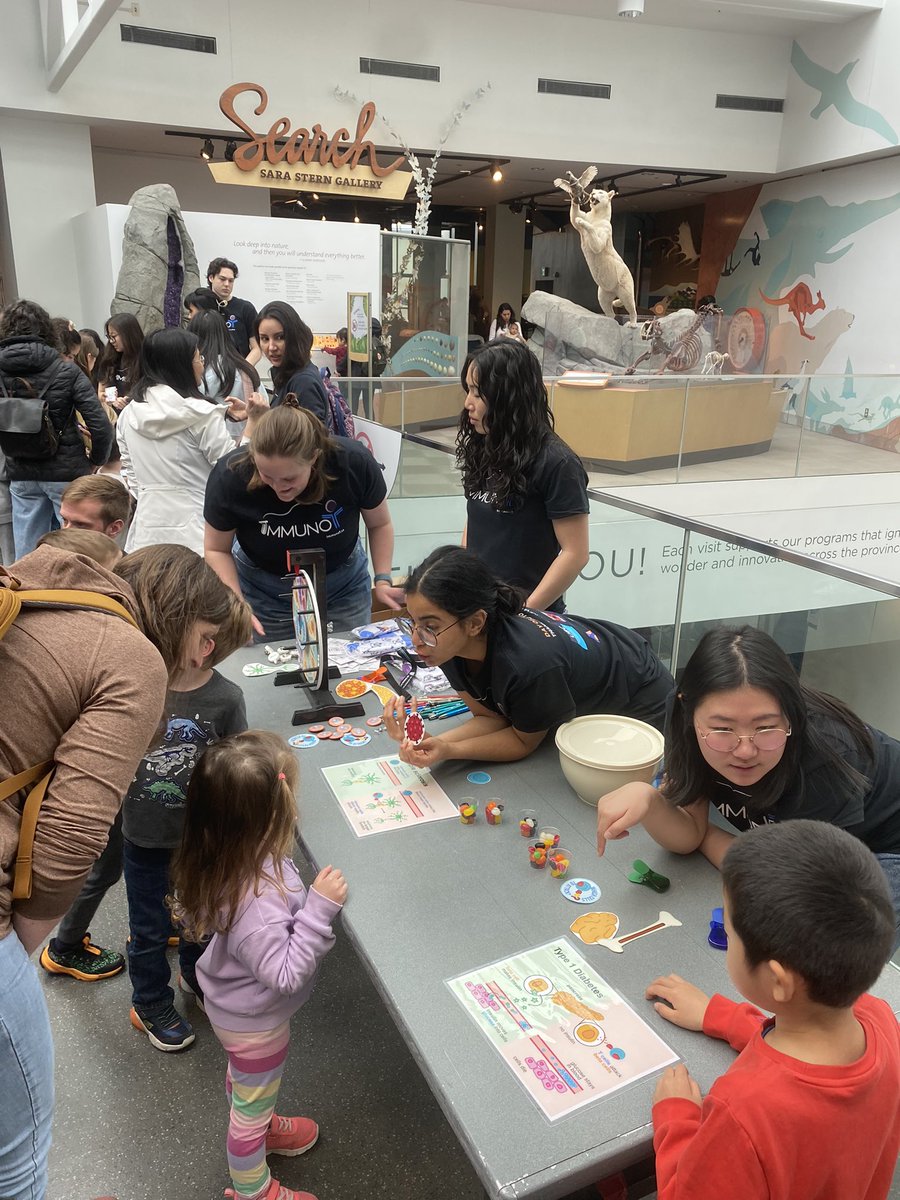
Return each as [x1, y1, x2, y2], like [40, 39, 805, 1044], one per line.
[350, 372, 900, 485]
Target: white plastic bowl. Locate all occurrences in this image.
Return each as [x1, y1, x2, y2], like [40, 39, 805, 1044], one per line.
[555, 715, 664, 806]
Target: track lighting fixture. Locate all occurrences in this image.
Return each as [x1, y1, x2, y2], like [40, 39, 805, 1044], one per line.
[200, 137, 214, 161]
[224, 139, 237, 162]
[491, 164, 503, 183]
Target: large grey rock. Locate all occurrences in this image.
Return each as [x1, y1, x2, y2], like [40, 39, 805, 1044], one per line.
[111, 184, 202, 334]
[523, 291, 715, 376]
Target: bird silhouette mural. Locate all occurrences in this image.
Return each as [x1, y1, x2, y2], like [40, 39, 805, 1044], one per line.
[791, 42, 899, 147]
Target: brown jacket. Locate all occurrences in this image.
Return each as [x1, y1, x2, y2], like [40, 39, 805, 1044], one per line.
[0, 546, 167, 937]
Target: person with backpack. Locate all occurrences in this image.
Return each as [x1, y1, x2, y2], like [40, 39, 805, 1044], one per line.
[0, 541, 227, 1200]
[204, 404, 404, 639]
[0, 300, 113, 557]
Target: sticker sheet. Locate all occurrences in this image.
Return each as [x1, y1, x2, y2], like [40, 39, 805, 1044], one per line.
[321, 756, 458, 837]
[447, 938, 678, 1120]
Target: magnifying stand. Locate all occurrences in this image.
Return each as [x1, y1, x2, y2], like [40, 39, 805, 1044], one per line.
[273, 549, 366, 725]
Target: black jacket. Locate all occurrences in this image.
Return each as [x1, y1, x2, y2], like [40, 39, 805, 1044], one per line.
[0, 337, 113, 481]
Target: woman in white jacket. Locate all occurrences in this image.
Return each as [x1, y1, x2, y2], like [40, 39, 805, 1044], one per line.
[117, 328, 256, 553]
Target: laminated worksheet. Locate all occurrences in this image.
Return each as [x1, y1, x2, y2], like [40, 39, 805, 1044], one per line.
[321, 756, 458, 837]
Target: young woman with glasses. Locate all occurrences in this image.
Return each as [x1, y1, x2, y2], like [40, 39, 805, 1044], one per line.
[383, 545, 674, 766]
[596, 625, 900, 935]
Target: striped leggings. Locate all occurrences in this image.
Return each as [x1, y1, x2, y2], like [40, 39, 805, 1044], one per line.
[212, 1020, 291, 1199]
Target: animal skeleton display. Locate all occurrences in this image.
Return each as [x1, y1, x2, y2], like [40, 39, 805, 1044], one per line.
[554, 168, 638, 327]
[625, 304, 723, 375]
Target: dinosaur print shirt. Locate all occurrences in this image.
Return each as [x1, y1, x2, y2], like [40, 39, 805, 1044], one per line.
[121, 669, 247, 849]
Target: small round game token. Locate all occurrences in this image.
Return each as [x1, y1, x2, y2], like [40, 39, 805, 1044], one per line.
[405, 711, 425, 745]
[337, 723, 352, 734]
[288, 734, 319, 750]
[341, 732, 371, 747]
[366, 716, 383, 728]
[350, 728, 366, 738]
[315, 731, 331, 740]
[467, 771, 492, 785]
[328, 717, 344, 728]
[308, 724, 325, 734]
[560, 878, 602, 905]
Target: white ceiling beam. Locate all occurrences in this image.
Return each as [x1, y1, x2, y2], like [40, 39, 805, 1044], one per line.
[692, 0, 883, 17]
[46, 0, 121, 93]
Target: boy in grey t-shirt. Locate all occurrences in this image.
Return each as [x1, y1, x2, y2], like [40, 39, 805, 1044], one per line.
[123, 597, 251, 1052]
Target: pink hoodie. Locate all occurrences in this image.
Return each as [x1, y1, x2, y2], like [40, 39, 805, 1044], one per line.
[196, 857, 342, 1032]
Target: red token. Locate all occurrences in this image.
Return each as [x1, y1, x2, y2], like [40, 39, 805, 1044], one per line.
[337, 723, 352, 734]
[350, 728, 366, 738]
[308, 724, 325, 734]
[405, 712, 425, 745]
[328, 717, 344, 727]
[366, 716, 383, 727]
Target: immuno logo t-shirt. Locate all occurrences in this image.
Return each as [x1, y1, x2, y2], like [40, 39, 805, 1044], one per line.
[204, 440, 386, 575]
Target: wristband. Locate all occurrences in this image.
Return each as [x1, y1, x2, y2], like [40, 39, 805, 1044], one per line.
[373, 573, 393, 584]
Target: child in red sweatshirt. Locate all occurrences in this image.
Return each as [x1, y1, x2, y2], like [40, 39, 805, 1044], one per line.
[647, 819, 900, 1200]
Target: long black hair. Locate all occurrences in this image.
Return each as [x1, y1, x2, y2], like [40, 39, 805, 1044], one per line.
[405, 545, 523, 629]
[494, 302, 515, 330]
[255, 301, 313, 392]
[665, 625, 874, 814]
[189, 311, 260, 397]
[98, 312, 144, 393]
[456, 339, 555, 508]
[131, 328, 208, 403]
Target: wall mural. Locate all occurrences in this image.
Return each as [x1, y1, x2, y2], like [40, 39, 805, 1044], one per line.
[790, 42, 898, 148]
[716, 167, 900, 453]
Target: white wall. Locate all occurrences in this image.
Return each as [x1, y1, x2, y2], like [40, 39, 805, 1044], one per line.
[0, 114, 96, 318]
[92, 148, 270, 216]
[778, 4, 900, 171]
[3, 0, 790, 174]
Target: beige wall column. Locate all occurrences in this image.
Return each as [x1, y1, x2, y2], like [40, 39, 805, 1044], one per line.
[484, 204, 526, 325]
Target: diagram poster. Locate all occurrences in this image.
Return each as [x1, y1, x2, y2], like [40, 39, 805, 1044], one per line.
[321, 755, 458, 837]
[447, 939, 678, 1121]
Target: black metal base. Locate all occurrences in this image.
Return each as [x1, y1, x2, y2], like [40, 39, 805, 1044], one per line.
[291, 690, 366, 726]
[274, 663, 341, 688]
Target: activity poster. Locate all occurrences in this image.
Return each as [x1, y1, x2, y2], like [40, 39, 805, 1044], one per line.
[447, 939, 678, 1121]
[321, 755, 458, 837]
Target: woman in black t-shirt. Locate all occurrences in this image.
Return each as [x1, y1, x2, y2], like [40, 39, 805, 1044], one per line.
[383, 545, 673, 767]
[255, 301, 328, 427]
[204, 405, 404, 639]
[459, 339, 589, 613]
[595, 625, 900, 937]
[96, 313, 144, 409]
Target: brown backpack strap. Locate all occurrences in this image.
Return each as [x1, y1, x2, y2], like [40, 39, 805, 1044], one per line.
[15, 589, 138, 629]
[0, 762, 54, 903]
[0, 588, 137, 903]
[10, 767, 54, 902]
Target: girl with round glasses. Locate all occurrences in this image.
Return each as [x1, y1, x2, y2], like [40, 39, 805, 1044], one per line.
[596, 625, 900, 935]
[383, 545, 674, 766]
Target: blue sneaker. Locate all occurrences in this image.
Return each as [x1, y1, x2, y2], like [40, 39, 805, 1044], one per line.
[129, 1005, 195, 1052]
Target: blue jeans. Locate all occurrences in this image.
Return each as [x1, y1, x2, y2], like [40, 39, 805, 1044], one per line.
[234, 538, 372, 643]
[0, 933, 54, 1200]
[9, 480, 67, 559]
[123, 838, 205, 1015]
[875, 853, 900, 952]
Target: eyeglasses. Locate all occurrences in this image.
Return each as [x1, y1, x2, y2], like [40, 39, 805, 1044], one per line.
[395, 614, 461, 648]
[698, 726, 792, 753]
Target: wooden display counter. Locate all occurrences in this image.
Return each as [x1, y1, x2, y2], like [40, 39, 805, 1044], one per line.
[550, 377, 784, 471]
[375, 379, 461, 429]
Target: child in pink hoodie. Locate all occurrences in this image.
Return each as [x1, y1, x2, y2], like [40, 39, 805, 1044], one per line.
[171, 730, 347, 1200]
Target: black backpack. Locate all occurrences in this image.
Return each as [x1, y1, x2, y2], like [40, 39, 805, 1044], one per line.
[0, 361, 66, 460]
[371, 336, 388, 377]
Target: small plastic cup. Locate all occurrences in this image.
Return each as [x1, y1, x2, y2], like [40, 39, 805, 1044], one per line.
[519, 809, 538, 838]
[458, 798, 477, 825]
[529, 841, 548, 870]
[539, 826, 560, 849]
[549, 847, 571, 879]
[485, 799, 504, 826]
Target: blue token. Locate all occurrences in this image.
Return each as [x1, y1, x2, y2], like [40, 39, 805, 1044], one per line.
[467, 771, 492, 785]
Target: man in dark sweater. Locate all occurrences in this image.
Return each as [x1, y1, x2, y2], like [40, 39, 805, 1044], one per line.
[207, 257, 260, 365]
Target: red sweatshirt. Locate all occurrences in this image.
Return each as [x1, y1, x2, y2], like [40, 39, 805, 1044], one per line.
[653, 993, 900, 1200]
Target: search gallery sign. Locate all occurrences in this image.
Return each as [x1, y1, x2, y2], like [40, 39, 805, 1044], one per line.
[207, 83, 412, 200]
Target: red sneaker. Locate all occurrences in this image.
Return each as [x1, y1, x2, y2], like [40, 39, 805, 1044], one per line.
[265, 1114, 319, 1157]
[225, 1180, 317, 1200]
